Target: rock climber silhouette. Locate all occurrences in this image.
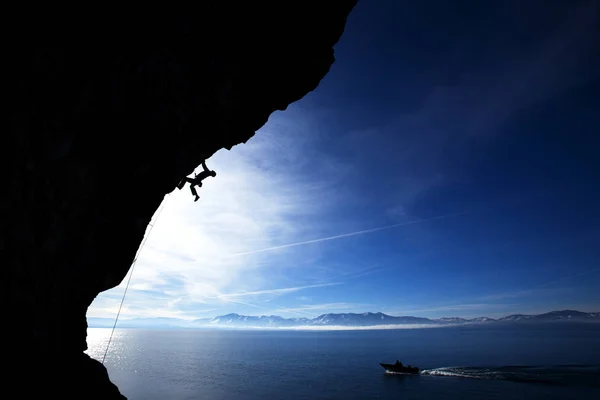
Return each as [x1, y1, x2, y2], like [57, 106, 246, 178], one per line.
[177, 160, 217, 202]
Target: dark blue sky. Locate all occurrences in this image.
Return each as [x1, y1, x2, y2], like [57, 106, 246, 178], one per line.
[90, 0, 600, 320]
[274, 0, 600, 316]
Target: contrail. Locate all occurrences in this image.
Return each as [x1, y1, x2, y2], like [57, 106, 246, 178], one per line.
[483, 266, 600, 301]
[537, 266, 600, 289]
[219, 297, 267, 309]
[218, 282, 341, 299]
[228, 211, 466, 258]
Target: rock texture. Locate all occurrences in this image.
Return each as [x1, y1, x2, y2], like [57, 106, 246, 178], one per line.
[3, 3, 356, 398]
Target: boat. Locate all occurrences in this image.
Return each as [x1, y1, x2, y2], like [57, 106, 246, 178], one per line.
[380, 360, 420, 375]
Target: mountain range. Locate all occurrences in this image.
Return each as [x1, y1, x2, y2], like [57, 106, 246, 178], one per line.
[88, 310, 600, 329]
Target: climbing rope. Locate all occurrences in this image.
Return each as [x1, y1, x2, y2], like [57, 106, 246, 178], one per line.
[102, 194, 171, 364]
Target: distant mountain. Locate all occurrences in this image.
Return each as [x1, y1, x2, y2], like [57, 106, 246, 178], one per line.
[497, 310, 599, 322]
[199, 313, 311, 328]
[311, 312, 432, 326]
[469, 317, 495, 323]
[436, 317, 469, 324]
[87, 310, 600, 329]
[497, 314, 534, 322]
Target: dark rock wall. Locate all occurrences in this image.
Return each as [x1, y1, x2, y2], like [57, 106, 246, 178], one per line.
[3, 3, 356, 398]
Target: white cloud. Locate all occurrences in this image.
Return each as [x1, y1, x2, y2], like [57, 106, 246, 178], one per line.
[88, 107, 350, 320]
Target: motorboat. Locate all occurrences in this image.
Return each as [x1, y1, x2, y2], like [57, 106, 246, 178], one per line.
[380, 360, 419, 374]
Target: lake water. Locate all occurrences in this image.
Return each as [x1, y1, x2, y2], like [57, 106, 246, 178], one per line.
[86, 323, 600, 399]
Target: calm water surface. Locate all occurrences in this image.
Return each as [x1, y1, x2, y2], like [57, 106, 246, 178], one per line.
[87, 324, 600, 399]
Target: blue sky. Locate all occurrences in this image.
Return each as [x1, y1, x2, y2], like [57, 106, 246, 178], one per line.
[88, 0, 600, 321]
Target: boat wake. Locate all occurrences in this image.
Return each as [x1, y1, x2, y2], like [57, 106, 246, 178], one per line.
[420, 365, 600, 387]
[384, 370, 417, 376]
